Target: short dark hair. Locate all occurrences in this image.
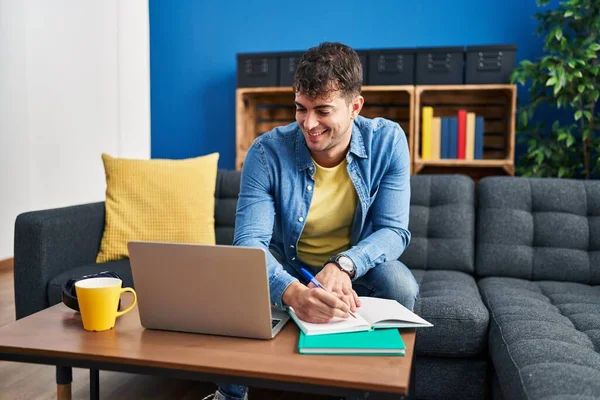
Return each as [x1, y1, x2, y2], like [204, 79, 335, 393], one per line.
[293, 42, 362, 102]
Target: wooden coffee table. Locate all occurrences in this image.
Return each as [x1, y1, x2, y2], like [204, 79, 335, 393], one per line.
[0, 304, 415, 400]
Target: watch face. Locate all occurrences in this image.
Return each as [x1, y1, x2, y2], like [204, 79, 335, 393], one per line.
[338, 256, 354, 272]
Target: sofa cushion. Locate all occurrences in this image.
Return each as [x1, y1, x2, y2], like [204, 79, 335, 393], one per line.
[479, 277, 600, 400]
[96, 152, 220, 263]
[48, 259, 134, 307]
[401, 174, 475, 274]
[411, 269, 489, 357]
[477, 177, 600, 283]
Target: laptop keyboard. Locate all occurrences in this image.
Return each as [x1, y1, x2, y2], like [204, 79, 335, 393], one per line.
[271, 318, 281, 329]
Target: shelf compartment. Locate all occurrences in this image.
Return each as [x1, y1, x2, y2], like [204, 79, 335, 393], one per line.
[236, 86, 414, 171]
[413, 84, 516, 176]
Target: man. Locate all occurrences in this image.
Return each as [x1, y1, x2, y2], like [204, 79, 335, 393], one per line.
[212, 42, 419, 400]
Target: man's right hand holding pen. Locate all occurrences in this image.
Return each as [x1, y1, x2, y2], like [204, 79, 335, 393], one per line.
[281, 265, 360, 324]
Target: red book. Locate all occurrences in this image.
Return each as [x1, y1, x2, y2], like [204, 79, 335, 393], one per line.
[457, 110, 467, 159]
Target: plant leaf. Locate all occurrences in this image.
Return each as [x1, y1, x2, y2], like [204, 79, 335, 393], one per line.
[554, 84, 562, 96]
[555, 27, 563, 41]
[558, 167, 567, 178]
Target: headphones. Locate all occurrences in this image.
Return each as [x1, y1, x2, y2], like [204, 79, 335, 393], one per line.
[61, 271, 123, 312]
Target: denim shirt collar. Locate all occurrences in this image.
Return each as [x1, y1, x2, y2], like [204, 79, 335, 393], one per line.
[294, 121, 367, 171]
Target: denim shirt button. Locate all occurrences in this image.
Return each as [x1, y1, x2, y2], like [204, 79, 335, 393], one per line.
[298, 217, 304, 222]
[290, 244, 295, 248]
[307, 185, 312, 191]
[291, 257, 296, 261]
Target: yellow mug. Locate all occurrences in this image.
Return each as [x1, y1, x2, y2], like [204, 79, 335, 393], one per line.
[75, 277, 137, 332]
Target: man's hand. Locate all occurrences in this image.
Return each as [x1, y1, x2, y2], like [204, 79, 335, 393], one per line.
[282, 282, 350, 323]
[313, 263, 361, 312]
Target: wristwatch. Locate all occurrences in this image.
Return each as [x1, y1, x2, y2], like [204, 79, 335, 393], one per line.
[326, 254, 356, 278]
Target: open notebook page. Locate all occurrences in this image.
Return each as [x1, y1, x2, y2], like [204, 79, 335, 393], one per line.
[357, 297, 433, 328]
[287, 307, 371, 335]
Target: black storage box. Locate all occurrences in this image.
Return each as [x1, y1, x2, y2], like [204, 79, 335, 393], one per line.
[415, 46, 464, 85]
[279, 51, 304, 87]
[367, 48, 415, 85]
[465, 44, 517, 84]
[237, 52, 279, 88]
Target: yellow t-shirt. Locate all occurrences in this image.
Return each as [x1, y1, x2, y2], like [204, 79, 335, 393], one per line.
[297, 159, 359, 267]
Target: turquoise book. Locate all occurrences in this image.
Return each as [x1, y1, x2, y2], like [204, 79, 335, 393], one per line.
[298, 328, 406, 356]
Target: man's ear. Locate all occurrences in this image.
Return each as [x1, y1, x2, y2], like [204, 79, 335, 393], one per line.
[351, 95, 364, 119]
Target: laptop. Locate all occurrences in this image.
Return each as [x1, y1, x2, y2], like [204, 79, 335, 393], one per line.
[127, 241, 290, 339]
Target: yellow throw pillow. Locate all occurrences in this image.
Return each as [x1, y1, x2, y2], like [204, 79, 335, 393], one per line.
[96, 152, 219, 263]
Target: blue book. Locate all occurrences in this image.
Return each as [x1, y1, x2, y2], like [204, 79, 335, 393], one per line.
[440, 118, 449, 159]
[298, 328, 406, 356]
[475, 117, 484, 160]
[448, 117, 458, 159]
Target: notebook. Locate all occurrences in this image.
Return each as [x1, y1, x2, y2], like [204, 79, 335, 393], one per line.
[288, 296, 433, 336]
[298, 328, 406, 355]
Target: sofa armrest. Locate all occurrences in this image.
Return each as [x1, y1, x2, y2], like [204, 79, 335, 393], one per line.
[14, 202, 105, 319]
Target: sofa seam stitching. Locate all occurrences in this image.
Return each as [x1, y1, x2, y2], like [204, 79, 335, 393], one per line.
[482, 284, 532, 400]
[528, 179, 534, 281]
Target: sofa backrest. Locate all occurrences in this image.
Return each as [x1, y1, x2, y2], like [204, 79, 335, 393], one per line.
[214, 170, 241, 245]
[399, 174, 475, 274]
[476, 176, 600, 283]
[215, 171, 477, 273]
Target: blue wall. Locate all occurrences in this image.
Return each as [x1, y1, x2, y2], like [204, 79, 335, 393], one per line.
[149, 0, 545, 169]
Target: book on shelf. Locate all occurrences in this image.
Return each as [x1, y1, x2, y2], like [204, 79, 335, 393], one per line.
[474, 116, 484, 160]
[421, 106, 433, 159]
[465, 112, 476, 160]
[448, 116, 458, 159]
[298, 328, 406, 355]
[440, 118, 449, 159]
[430, 117, 441, 160]
[457, 109, 467, 159]
[288, 296, 433, 336]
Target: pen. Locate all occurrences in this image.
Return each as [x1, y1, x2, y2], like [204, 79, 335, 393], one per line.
[300, 268, 357, 319]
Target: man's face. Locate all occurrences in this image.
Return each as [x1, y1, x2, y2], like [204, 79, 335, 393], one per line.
[294, 90, 363, 160]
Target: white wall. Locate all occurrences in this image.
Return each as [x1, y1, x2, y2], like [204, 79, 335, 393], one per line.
[0, 0, 150, 260]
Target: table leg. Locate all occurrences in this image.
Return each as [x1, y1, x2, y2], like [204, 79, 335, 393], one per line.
[407, 351, 416, 400]
[90, 369, 100, 400]
[405, 329, 418, 400]
[56, 366, 72, 400]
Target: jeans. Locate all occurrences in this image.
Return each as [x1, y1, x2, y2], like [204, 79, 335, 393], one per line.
[216, 260, 419, 399]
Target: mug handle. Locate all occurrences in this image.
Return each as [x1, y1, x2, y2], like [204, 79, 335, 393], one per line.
[115, 288, 137, 318]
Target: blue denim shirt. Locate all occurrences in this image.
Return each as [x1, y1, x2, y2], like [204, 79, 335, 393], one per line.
[233, 116, 411, 309]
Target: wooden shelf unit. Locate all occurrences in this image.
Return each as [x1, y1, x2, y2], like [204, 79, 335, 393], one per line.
[235, 84, 516, 179]
[235, 86, 414, 171]
[413, 84, 516, 178]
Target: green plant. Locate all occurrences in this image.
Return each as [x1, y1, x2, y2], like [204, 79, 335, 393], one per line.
[511, 0, 600, 179]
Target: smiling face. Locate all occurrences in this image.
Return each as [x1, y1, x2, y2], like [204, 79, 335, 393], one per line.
[295, 90, 364, 168]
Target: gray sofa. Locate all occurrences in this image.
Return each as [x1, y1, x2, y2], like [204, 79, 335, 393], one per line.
[14, 171, 600, 400]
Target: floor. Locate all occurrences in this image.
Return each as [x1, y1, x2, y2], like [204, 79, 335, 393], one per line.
[0, 265, 337, 399]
